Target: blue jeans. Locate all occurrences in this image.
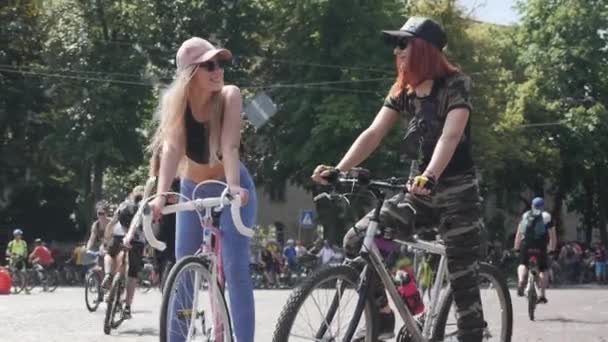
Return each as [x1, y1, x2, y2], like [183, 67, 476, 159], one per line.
[173, 163, 257, 342]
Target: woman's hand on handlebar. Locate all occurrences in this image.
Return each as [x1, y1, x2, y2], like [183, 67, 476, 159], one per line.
[122, 233, 134, 248]
[150, 196, 165, 221]
[229, 185, 249, 206]
[311, 164, 340, 185]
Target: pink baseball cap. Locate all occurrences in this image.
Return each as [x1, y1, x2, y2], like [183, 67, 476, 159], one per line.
[175, 37, 232, 70]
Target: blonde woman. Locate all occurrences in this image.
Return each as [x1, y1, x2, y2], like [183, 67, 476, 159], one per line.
[148, 37, 257, 342]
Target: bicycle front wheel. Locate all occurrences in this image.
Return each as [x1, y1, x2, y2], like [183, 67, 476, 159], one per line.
[160, 256, 232, 342]
[11, 271, 25, 294]
[46, 269, 59, 292]
[273, 264, 378, 342]
[432, 262, 513, 342]
[104, 274, 125, 334]
[85, 271, 101, 312]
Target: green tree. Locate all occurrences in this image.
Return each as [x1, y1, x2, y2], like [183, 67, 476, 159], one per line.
[506, 0, 608, 245]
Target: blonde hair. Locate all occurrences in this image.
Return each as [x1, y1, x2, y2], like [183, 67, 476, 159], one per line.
[149, 65, 224, 169]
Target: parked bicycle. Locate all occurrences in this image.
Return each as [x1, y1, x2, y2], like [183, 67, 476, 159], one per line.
[273, 169, 513, 342]
[140, 179, 253, 342]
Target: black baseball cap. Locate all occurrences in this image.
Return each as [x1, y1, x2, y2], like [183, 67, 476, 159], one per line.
[382, 17, 447, 51]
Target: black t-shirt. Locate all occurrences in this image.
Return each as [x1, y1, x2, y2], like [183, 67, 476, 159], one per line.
[383, 72, 474, 177]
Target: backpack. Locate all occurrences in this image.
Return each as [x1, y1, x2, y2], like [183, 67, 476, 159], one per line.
[521, 211, 547, 242]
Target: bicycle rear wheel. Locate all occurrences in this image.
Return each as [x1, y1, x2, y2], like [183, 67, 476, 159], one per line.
[527, 274, 537, 321]
[272, 264, 378, 342]
[160, 256, 232, 342]
[432, 262, 513, 342]
[24, 269, 37, 292]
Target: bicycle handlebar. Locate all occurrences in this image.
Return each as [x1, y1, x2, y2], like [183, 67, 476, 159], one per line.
[313, 168, 408, 203]
[142, 192, 254, 252]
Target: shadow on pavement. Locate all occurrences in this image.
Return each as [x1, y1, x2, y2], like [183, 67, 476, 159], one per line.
[119, 328, 159, 336]
[536, 317, 608, 325]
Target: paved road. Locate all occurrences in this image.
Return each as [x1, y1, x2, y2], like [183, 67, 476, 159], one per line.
[1, 287, 607, 341]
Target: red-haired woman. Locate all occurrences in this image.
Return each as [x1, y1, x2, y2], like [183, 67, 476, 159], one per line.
[312, 17, 486, 341]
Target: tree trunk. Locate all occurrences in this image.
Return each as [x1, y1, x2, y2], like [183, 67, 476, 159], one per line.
[95, 0, 109, 41]
[599, 167, 608, 248]
[81, 161, 93, 231]
[583, 172, 595, 244]
[552, 181, 564, 239]
[92, 156, 104, 203]
[595, 165, 608, 248]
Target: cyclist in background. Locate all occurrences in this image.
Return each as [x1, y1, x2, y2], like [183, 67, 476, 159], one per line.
[6, 229, 28, 270]
[514, 197, 556, 304]
[105, 186, 145, 319]
[86, 201, 111, 267]
[29, 238, 54, 269]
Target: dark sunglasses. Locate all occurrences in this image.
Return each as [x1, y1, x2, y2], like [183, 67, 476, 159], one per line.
[198, 60, 230, 72]
[396, 38, 410, 50]
[97, 212, 106, 216]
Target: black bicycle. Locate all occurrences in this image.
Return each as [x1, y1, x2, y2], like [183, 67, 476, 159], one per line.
[25, 262, 59, 292]
[84, 251, 104, 312]
[273, 169, 512, 342]
[104, 247, 129, 335]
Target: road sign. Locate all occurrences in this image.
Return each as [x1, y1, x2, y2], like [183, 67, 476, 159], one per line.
[300, 210, 314, 227]
[243, 91, 277, 129]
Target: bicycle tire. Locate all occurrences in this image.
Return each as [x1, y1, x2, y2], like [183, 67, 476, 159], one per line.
[160, 256, 233, 342]
[24, 269, 37, 292]
[11, 271, 25, 294]
[272, 264, 378, 342]
[159, 260, 173, 293]
[432, 262, 513, 342]
[527, 274, 537, 321]
[85, 271, 101, 312]
[104, 274, 125, 334]
[46, 269, 59, 292]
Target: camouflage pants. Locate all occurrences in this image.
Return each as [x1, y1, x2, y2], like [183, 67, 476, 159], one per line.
[343, 172, 486, 342]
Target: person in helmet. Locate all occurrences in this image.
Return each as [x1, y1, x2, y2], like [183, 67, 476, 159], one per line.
[514, 197, 557, 304]
[102, 186, 146, 319]
[6, 229, 28, 270]
[29, 238, 54, 268]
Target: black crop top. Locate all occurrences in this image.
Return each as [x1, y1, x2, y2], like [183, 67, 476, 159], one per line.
[185, 105, 211, 164]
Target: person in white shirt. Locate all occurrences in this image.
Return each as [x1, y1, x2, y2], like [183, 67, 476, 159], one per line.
[317, 240, 336, 264]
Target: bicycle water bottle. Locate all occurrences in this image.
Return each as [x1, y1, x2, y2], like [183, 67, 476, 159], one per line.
[395, 269, 425, 315]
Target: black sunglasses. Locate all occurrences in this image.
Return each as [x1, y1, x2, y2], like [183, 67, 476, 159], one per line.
[396, 38, 410, 50]
[198, 60, 230, 72]
[97, 212, 106, 216]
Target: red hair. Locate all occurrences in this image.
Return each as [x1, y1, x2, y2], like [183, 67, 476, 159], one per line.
[391, 38, 459, 96]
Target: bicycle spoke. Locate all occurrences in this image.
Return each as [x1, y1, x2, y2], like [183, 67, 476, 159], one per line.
[283, 268, 369, 342]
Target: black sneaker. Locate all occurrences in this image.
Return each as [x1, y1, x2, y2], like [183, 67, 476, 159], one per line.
[353, 311, 395, 341]
[123, 305, 132, 319]
[537, 297, 548, 304]
[517, 284, 525, 297]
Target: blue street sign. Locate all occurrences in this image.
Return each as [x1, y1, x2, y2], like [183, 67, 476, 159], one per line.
[300, 210, 314, 227]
